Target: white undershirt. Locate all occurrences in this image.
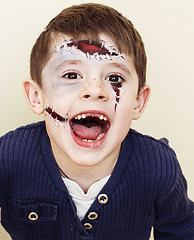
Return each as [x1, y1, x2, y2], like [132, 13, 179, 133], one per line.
[62, 175, 110, 221]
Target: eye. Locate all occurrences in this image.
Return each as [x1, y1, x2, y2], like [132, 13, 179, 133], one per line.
[105, 74, 125, 83]
[62, 72, 82, 80]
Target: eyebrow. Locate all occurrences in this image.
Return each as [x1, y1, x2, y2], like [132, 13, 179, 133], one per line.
[107, 62, 131, 76]
[56, 59, 83, 71]
[55, 59, 131, 76]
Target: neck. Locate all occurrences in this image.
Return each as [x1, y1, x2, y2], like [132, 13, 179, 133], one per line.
[64, 161, 116, 193]
[51, 145, 120, 193]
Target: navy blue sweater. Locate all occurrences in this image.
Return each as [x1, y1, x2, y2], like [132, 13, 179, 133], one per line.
[0, 122, 194, 240]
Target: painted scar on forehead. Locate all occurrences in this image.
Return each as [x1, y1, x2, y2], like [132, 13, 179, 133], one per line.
[44, 105, 68, 126]
[55, 39, 124, 60]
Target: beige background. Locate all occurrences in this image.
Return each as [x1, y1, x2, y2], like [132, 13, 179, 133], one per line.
[0, 0, 194, 239]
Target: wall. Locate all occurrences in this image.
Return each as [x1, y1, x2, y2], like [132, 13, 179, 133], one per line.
[0, 0, 194, 239]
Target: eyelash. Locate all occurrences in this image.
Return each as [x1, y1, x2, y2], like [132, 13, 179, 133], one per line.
[105, 73, 125, 83]
[62, 71, 82, 80]
[62, 71, 125, 84]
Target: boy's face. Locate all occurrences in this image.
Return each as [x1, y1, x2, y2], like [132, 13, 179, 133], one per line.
[34, 34, 149, 167]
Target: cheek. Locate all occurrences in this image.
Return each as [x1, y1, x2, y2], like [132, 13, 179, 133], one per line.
[43, 83, 82, 104]
[42, 70, 83, 101]
[116, 91, 137, 116]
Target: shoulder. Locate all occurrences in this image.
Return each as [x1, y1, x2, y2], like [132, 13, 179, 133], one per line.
[128, 129, 176, 159]
[0, 121, 45, 143]
[125, 129, 181, 200]
[0, 121, 46, 161]
[1, 121, 45, 136]
[0, 122, 46, 200]
[129, 128, 170, 146]
[128, 128, 179, 166]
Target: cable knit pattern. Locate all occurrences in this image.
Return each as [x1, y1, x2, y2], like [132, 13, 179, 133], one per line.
[0, 122, 193, 240]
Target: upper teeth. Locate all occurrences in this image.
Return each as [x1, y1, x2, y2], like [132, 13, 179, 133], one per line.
[74, 114, 107, 121]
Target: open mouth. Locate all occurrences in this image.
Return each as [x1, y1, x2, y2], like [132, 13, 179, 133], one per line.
[69, 112, 110, 147]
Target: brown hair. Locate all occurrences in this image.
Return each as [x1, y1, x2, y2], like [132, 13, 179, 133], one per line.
[30, 3, 147, 92]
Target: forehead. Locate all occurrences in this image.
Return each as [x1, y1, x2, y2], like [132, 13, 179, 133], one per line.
[43, 34, 136, 76]
[53, 36, 124, 64]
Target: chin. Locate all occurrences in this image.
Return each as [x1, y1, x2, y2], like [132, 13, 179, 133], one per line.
[71, 155, 105, 167]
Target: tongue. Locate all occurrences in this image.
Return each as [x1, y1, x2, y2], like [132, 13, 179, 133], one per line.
[72, 123, 103, 140]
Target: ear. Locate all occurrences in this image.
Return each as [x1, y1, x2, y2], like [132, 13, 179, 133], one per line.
[133, 84, 151, 120]
[23, 79, 44, 115]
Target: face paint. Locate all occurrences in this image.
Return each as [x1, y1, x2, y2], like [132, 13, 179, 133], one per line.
[111, 82, 124, 110]
[44, 105, 68, 127]
[55, 39, 126, 109]
[43, 37, 128, 131]
[55, 39, 124, 61]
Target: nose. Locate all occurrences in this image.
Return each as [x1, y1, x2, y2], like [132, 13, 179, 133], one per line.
[80, 79, 109, 101]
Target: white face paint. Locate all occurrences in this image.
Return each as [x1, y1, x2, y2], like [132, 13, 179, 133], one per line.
[40, 34, 140, 168]
[43, 39, 126, 126]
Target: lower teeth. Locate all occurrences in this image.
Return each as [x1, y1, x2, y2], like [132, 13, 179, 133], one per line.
[96, 133, 105, 140]
[82, 133, 105, 142]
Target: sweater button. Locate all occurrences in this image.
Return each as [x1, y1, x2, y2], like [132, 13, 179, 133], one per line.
[98, 194, 108, 204]
[88, 212, 98, 220]
[84, 223, 93, 230]
[28, 212, 39, 221]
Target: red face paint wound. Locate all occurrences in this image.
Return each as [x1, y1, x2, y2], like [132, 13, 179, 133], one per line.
[45, 105, 68, 126]
[55, 40, 124, 60]
[68, 40, 118, 56]
[111, 82, 123, 110]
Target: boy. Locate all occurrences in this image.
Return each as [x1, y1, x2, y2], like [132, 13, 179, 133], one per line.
[0, 3, 193, 240]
